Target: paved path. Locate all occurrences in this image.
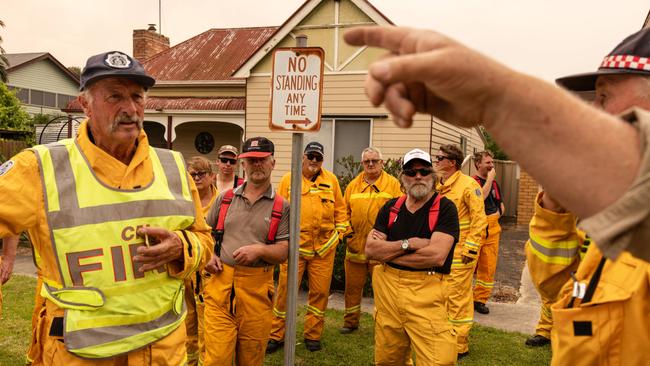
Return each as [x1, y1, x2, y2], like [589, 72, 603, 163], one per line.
[11, 245, 542, 336]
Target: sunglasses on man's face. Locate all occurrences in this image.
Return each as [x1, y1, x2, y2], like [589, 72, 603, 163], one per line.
[362, 159, 381, 166]
[306, 153, 323, 162]
[219, 157, 237, 165]
[190, 171, 208, 180]
[435, 155, 450, 162]
[403, 168, 433, 177]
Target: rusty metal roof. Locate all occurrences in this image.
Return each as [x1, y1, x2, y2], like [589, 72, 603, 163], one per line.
[64, 96, 245, 112]
[143, 27, 277, 81]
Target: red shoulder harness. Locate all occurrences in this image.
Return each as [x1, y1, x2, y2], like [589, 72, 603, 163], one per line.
[387, 194, 442, 232]
[213, 189, 285, 255]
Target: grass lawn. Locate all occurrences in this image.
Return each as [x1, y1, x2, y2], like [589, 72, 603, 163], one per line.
[1, 275, 551, 365]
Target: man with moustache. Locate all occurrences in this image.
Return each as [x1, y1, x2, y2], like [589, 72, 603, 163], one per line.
[366, 148, 459, 365]
[434, 144, 487, 358]
[203, 137, 289, 365]
[0, 51, 213, 365]
[268, 142, 350, 352]
[340, 147, 401, 334]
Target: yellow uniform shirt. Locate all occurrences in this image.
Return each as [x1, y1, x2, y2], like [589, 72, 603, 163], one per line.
[278, 168, 350, 257]
[344, 171, 402, 262]
[436, 170, 487, 259]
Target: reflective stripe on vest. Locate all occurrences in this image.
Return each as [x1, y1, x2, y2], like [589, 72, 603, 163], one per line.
[31, 139, 196, 359]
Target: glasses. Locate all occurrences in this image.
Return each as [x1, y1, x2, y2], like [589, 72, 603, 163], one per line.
[362, 159, 381, 165]
[190, 171, 208, 180]
[305, 153, 323, 162]
[403, 168, 433, 177]
[219, 157, 237, 165]
[435, 155, 450, 162]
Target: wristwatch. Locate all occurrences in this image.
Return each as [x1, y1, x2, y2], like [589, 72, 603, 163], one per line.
[401, 239, 410, 251]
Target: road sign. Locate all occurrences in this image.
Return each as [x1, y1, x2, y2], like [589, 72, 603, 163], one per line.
[269, 47, 324, 132]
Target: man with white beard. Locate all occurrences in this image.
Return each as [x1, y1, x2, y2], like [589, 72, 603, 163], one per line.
[365, 148, 459, 365]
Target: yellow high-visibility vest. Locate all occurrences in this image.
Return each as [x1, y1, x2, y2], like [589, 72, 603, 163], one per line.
[31, 139, 198, 359]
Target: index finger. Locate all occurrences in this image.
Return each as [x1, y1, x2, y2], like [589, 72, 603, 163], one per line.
[344, 26, 413, 53]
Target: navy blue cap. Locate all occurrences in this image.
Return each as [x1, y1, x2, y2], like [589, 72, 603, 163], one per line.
[556, 28, 650, 92]
[79, 51, 155, 91]
[304, 141, 324, 156]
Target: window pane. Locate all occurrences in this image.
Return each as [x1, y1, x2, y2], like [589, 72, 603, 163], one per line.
[57, 94, 74, 109]
[15, 88, 29, 103]
[333, 119, 371, 176]
[43, 92, 56, 107]
[31, 90, 43, 106]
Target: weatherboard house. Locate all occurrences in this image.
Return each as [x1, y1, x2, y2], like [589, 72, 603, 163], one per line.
[71, 0, 486, 184]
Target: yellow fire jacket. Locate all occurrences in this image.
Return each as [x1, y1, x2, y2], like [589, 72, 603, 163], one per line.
[278, 169, 350, 257]
[525, 192, 585, 300]
[436, 170, 487, 259]
[551, 244, 649, 365]
[0, 120, 213, 316]
[344, 171, 402, 262]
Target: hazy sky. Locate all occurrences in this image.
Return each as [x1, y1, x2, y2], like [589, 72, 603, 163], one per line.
[2, 0, 648, 82]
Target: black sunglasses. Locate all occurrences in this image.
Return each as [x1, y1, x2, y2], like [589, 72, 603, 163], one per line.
[403, 168, 433, 177]
[219, 157, 237, 165]
[362, 159, 381, 165]
[435, 155, 449, 162]
[190, 171, 208, 180]
[306, 153, 323, 162]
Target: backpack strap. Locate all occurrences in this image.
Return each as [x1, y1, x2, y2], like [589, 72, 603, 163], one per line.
[213, 189, 235, 256]
[492, 180, 501, 201]
[234, 175, 245, 188]
[428, 194, 442, 232]
[266, 194, 285, 244]
[387, 195, 407, 230]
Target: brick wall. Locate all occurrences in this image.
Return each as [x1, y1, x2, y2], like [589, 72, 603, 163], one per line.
[133, 29, 170, 62]
[517, 170, 539, 225]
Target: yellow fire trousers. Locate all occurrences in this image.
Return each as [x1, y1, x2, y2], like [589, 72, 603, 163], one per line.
[184, 275, 204, 366]
[32, 300, 187, 366]
[373, 265, 456, 365]
[203, 264, 274, 366]
[473, 215, 501, 303]
[271, 246, 336, 341]
[445, 233, 478, 354]
[535, 295, 554, 339]
[343, 258, 377, 329]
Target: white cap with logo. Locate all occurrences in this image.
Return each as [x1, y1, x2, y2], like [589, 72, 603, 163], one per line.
[403, 148, 432, 167]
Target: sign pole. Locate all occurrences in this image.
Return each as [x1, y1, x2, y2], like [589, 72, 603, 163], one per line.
[284, 34, 308, 366]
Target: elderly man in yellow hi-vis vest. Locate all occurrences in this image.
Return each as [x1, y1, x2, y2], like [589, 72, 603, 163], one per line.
[0, 51, 213, 366]
[434, 144, 487, 359]
[340, 147, 401, 334]
[268, 142, 351, 353]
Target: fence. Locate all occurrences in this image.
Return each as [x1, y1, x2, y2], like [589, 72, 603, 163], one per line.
[0, 139, 27, 161]
[462, 158, 519, 220]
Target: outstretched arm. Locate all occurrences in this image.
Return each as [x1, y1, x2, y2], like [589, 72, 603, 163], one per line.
[344, 26, 640, 220]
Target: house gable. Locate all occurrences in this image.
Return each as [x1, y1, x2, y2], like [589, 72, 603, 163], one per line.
[234, 0, 392, 77]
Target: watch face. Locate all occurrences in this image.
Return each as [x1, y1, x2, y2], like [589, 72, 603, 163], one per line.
[195, 132, 215, 154]
[401, 240, 409, 250]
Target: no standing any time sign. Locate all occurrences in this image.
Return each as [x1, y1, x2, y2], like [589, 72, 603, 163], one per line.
[269, 47, 324, 132]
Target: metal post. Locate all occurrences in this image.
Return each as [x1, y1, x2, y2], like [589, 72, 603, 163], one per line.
[284, 33, 308, 366]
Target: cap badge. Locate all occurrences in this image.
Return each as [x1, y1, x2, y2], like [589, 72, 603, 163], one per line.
[251, 141, 259, 147]
[104, 52, 132, 69]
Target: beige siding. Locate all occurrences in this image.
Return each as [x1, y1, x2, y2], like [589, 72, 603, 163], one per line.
[430, 118, 485, 155]
[8, 60, 78, 94]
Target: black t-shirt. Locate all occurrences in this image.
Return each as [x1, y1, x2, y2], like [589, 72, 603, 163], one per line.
[374, 193, 459, 274]
[475, 176, 502, 215]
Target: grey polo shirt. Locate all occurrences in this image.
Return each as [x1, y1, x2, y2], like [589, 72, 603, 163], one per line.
[206, 182, 290, 267]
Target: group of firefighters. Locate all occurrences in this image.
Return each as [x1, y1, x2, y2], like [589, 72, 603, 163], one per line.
[1, 22, 649, 366]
